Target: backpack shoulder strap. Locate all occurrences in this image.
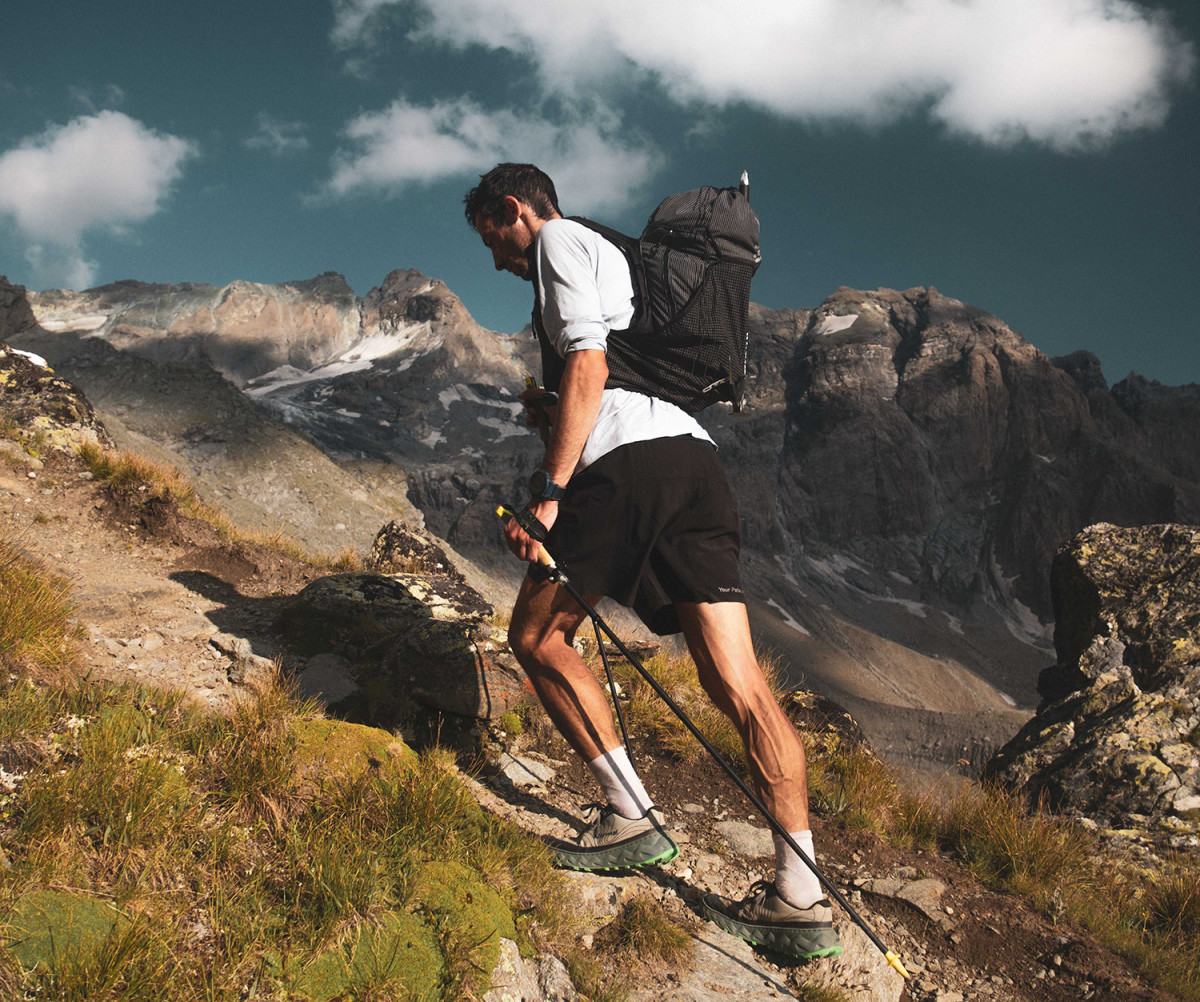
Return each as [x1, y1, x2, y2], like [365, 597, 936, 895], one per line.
[566, 217, 649, 334]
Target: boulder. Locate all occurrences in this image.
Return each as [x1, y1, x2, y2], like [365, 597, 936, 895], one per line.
[0, 340, 113, 453]
[284, 571, 531, 720]
[1, 276, 37, 340]
[985, 523, 1200, 843]
[369, 519, 465, 581]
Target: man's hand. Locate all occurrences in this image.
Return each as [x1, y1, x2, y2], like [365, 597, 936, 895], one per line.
[503, 499, 559, 562]
[519, 386, 558, 443]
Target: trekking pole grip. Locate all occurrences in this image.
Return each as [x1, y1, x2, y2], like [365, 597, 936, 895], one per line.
[495, 505, 556, 569]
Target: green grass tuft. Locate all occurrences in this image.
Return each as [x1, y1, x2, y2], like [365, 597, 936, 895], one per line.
[0, 667, 569, 1000]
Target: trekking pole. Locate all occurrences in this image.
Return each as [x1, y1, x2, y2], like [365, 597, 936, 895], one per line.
[496, 506, 910, 980]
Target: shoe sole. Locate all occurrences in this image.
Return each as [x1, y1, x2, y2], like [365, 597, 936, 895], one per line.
[551, 830, 680, 872]
[702, 901, 844, 959]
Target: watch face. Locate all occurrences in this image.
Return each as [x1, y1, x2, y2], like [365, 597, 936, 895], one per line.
[529, 470, 562, 500]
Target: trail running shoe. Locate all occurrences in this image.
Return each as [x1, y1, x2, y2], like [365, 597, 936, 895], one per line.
[702, 881, 843, 959]
[546, 803, 679, 872]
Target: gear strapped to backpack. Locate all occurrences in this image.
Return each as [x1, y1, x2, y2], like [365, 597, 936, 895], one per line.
[533, 176, 761, 414]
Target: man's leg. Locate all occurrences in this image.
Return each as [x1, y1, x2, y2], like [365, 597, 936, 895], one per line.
[508, 573, 677, 871]
[508, 573, 616, 760]
[676, 600, 809, 831]
[678, 600, 842, 958]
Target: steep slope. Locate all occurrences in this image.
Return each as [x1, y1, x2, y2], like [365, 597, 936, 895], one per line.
[9, 278, 429, 559]
[0, 408, 1178, 1002]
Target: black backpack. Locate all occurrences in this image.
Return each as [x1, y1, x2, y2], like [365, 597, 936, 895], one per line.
[533, 179, 761, 413]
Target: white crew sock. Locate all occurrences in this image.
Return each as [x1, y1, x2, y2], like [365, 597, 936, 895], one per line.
[774, 829, 823, 909]
[586, 746, 654, 819]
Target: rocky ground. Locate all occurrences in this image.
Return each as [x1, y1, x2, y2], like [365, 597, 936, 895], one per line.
[0, 446, 1178, 1002]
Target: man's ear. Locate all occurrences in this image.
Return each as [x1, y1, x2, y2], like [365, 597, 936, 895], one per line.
[502, 195, 523, 225]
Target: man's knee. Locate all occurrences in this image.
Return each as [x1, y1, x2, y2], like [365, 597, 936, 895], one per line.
[509, 579, 596, 656]
[507, 597, 580, 671]
[507, 616, 553, 668]
[702, 672, 786, 734]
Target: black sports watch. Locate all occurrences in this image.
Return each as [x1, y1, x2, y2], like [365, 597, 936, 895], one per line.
[529, 469, 567, 502]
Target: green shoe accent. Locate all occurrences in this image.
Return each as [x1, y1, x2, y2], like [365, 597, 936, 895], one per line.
[703, 882, 843, 960]
[546, 804, 679, 872]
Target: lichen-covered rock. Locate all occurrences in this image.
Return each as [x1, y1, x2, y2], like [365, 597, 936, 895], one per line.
[369, 519, 465, 581]
[986, 523, 1200, 844]
[1046, 523, 1200, 694]
[2, 276, 113, 453]
[0, 340, 113, 453]
[283, 571, 530, 720]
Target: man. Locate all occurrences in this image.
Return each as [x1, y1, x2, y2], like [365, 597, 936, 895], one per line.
[464, 163, 842, 960]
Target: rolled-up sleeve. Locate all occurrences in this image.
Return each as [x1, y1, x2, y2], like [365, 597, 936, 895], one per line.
[536, 221, 611, 356]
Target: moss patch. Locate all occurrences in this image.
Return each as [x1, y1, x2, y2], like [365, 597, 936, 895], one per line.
[2, 890, 130, 972]
[410, 859, 516, 976]
[290, 717, 413, 785]
[270, 910, 442, 1001]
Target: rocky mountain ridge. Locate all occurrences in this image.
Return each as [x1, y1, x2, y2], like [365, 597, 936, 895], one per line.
[7, 271, 1200, 778]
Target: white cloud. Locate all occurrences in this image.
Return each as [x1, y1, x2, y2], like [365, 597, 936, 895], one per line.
[332, 0, 1195, 150]
[0, 111, 195, 289]
[330, 0, 397, 48]
[67, 83, 127, 113]
[246, 112, 311, 156]
[322, 97, 660, 212]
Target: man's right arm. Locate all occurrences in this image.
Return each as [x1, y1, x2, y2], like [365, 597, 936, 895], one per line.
[504, 347, 608, 563]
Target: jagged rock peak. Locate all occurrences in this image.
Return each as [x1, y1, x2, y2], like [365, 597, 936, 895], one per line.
[361, 268, 479, 335]
[778, 285, 1200, 621]
[1052, 349, 1110, 395]
[0, 277, 37, 341]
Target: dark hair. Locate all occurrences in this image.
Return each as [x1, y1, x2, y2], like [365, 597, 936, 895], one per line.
[464, 163, 561, 229]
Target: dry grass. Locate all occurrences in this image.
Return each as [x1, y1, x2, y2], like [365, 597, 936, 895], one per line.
[76, 441, 205, 517]
[0, 530, 79, 678]
[75, 442, 363, 571]
[606, 896, 691, 967]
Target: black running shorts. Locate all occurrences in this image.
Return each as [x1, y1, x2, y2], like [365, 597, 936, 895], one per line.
[540, 436, 744, 635]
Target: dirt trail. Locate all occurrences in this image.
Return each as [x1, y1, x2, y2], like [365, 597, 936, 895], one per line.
[2, 455, 313, 708]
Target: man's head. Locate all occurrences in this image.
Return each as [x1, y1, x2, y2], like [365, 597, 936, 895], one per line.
[464, 163, 562, 281]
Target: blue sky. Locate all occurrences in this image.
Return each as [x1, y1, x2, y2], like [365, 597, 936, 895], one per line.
[2, 0, 1197, 385]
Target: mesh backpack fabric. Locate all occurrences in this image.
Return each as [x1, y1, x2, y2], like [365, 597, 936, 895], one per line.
[533, 184, 760, 413]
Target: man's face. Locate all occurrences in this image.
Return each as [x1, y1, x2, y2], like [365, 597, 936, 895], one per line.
[475, 213, 534, 282]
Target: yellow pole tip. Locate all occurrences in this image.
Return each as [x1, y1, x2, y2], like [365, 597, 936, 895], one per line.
[885, 952, 910, 979]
